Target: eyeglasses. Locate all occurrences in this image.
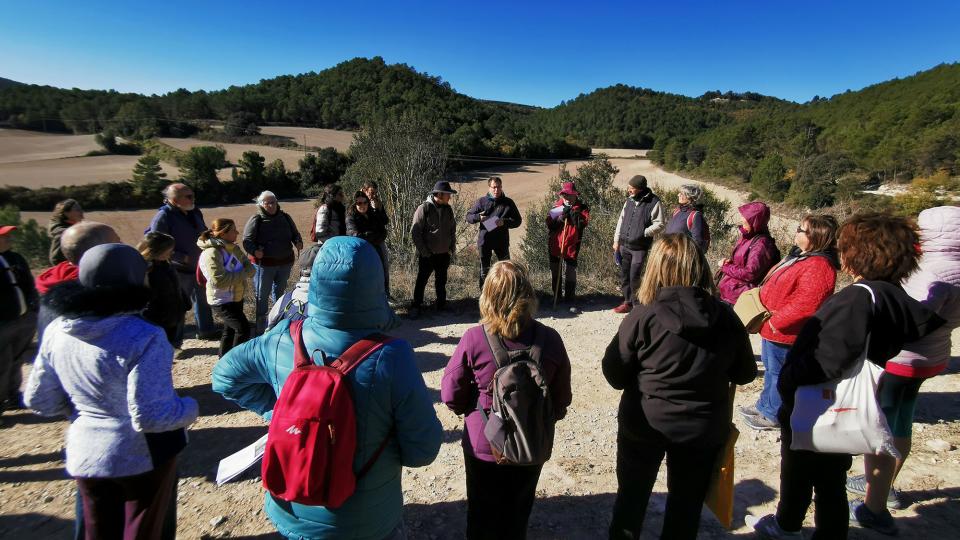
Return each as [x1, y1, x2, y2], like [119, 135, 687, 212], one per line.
[796, 227, 809, 234]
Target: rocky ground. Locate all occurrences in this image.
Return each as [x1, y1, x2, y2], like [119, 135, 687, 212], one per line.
[1, 301, 958, 539]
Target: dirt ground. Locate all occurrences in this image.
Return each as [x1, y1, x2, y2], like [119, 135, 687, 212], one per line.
[3, 139, 959, 539]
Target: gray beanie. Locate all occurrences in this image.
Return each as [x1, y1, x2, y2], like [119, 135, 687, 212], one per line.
[79, 243, 148, 289]
[628, 175, 648, 189]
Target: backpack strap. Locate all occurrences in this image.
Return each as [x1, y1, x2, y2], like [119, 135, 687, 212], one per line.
[356, 427, 395, 480]
[328, 333, 393, 375]
[290, 319, 312, 369]
[687, 210, 697, 232]
[481, 324, 510, 368]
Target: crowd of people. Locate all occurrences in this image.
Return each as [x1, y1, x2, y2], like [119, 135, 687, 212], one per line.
[0, 173, 957, 540]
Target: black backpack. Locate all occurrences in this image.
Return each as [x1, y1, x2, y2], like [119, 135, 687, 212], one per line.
[477, 324, 555, 466]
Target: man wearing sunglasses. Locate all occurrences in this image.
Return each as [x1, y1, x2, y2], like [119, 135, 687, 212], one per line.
[148, 183, 217, 346]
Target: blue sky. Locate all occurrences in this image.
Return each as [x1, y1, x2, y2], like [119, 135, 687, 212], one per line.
[1, 0, 958, 107]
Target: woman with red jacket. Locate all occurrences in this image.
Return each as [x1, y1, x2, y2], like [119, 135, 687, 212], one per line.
[716, 201, 780, 304]
[547, 182, 590, 310]
[740, 214, 839, 431]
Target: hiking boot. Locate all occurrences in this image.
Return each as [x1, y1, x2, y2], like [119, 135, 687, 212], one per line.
[846, 475, 904, 510]
[612, 302, 632, 314]
[743, 412, 780, 431]
[746, 514, 804, 539]
[738, 404, 760, 418]
[850, 501, 898, 536]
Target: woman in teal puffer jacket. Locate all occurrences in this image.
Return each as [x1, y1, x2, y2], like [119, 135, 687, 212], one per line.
[212, 236, 442, 540]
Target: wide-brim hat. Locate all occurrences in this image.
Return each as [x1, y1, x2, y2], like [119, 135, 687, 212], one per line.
[558, 182, 579, 197]
[0, 225, 17, 235]
[431, 181, 458, 194]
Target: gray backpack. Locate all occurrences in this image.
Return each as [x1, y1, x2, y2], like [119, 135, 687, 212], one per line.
[477, 324, 555, 465]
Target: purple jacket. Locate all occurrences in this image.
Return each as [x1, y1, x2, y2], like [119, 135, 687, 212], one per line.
[441, 321, 572, 462]
[718, 202, 779, 304]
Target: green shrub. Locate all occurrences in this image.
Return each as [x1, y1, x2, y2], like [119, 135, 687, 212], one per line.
[0, 205, 51, 269]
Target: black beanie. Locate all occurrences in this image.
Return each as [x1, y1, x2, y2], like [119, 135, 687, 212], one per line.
[628, 175, 647, 189]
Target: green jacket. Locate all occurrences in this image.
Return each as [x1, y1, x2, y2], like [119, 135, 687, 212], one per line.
[196, 238, 254, 305]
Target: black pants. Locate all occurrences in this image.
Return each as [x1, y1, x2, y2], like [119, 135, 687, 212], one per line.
[480, 243, 510, 287]
[549, 256, 578, 302]
[609, 426, 722, 540]
[413, 253, 450, 308]
[618, 247, 648, 304]
[0, 311, 36, 410]
[75, 457, 177, 540]
[211, 302, 250, 357]
[464, 452, 543, 540]
[775, 427, 852, 539]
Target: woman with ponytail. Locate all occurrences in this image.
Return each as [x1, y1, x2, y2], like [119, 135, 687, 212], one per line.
[197, 219, 255, 356]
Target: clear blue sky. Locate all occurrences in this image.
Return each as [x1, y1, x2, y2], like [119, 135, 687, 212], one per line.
[2, 0, 958, 107]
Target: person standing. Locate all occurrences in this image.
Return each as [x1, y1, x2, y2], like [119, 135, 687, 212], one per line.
[312, 184, 347, 245]
[138, 232, 191, 347]
[612, 175, 664, 314]
[346, 190, 390, 295]
[212, 236, 442, 540]
[147, 183, 217, 344]
[603, 234, 756, 539]
[739, 215, 839, 432]
[48, 199, 84, 265]
[546, 182, 590, 310]
[197, 219, 255, 357]
[0, 225, 39, 417]
[442, 260, 572, 539]
[466, 176, 522, 287]
[361, 181, 393, 299]
[664, 184, 709, 254]
[747, 213, 943, 540]
[715, 201, 780, 305]
[243, 191, 303, 335]
[409, 181, 458, 319]
[25, 243, 198, 540]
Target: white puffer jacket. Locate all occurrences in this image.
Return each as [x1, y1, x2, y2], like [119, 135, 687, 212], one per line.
[887, 206, 960, 377]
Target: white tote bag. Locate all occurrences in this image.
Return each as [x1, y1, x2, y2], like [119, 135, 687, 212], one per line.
[789, 283, 900, 458]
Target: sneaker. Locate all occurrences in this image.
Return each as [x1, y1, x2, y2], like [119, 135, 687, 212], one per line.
[746, 514, 804, 539]
[568, 306, 579, 314]
[612, 302, 632, 314]
[850, 501, 898, 536]
[846, 475, 904, 510]
[743, 412, 780, 431]
[739, 404, 761, 418]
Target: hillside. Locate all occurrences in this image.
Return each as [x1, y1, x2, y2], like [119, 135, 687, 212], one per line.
[0, 77, 23, 90]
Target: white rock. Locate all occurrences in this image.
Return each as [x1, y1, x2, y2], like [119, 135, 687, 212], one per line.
[210, 515, 227, 528]
[926, 439, 954, 452]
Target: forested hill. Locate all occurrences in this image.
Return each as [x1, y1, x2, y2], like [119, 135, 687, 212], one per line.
[0, 57, 587, 159]
[648, 62, 960, 208]
[0, 77, 23, 90]
[526, 84, 791, 149]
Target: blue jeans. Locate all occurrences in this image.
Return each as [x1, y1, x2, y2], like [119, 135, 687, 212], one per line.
[756, 338, 791, 421]
[174, 271, 215, 345]
[253, 263, 293, 334]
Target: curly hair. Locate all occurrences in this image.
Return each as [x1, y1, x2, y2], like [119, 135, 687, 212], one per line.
[479, 260, 538, 339]
[837, 213, 920, 283]
[51, 199, 82, 223]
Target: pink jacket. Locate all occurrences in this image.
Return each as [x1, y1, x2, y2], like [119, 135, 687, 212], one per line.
[886, 206, 960, 378]
[718, 202, 780, 304]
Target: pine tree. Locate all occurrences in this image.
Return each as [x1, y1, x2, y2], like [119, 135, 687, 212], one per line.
[131, 154, 169, 200]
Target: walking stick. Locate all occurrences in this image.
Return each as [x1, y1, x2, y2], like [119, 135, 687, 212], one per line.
[553, 218, 568, 310]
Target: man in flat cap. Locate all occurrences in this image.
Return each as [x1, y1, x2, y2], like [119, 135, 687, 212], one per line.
[612, 175, 664, 313]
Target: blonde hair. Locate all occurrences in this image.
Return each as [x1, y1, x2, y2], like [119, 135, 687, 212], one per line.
[637, 233, 716, 305]
[479, 261, 538, 339]
[198, 218, 235, 241]
[137, 232, 175, 261]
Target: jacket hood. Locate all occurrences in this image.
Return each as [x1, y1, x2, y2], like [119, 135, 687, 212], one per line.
[308, 236, 399, 331]
[918, 206, 960, 256]
[738, 201, 771, 235]
[36, 261, 79, 294]
[42, 281, 152, 335]
[649, 286, 726, 341]
[196, 236, 229, 250]
[788, 245, 841, 269]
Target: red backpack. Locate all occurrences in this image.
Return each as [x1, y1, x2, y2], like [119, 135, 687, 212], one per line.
[673, 207, 711, 252]
[261, 320, 394, 507]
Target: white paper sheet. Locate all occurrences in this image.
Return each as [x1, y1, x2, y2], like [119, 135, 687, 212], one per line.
[549, 206, 564, 219]
[215, 433, 269, 485]
[482, 216, 500, 231]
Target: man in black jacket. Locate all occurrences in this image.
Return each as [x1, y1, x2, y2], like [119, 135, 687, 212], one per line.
[0, 226, 39, 417]
[466, 176, 522, 288]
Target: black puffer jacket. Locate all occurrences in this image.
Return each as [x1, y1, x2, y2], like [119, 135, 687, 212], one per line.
[603, 286, 757, 446]
[142, 260, 190, 341]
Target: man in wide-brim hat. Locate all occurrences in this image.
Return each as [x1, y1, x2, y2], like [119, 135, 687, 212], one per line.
[408, 181, 459, 319]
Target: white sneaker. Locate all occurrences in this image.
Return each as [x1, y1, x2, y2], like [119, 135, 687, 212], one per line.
[746, 514, 804, 539]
